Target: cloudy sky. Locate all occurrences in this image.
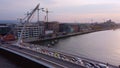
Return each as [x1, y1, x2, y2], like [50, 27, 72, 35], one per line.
[1, 0, 120, 23]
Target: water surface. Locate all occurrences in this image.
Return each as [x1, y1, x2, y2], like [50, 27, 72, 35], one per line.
[52, 29, 120, 66]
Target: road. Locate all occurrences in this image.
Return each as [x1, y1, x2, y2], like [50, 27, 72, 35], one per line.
[0, 44, 85, 68]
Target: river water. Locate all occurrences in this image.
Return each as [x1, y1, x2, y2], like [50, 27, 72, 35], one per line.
[1, 29, 120, 67]
[0, 54, 20, 68]
[52, 29, 120, 66]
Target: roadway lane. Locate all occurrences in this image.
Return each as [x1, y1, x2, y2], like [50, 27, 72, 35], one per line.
[1, 45, 65, 68]
[1, 45, 85, 68]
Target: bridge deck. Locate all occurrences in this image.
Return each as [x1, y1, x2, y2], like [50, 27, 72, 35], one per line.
[0, 44, 85, 68]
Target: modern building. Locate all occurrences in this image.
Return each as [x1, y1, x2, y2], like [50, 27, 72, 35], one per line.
[15, 22, 45, 40]
[69, 23, 79, 33]
[59, 23, 80, 33]
[78, 23, 92, 32]
[45, 21, 59, 34]
[0, 23, 15, 35]
[59, 23, 73, 33]
[0, 24, 10, 35]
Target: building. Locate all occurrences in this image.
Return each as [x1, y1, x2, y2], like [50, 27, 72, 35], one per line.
[69, 23, 79, 33]
[59, 23, 80, 33]
[0, 23, 16, 41]
[59, 23, 72, 34]
[78, 23, 92, 32]
[0, 24, 11, 35]
[0, 23, 16, 35]
[45, 21, 59, 34]
[15, 22, 45, 40]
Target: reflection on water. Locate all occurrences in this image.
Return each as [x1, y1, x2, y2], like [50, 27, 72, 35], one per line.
[50, 29, 120, 66]
[39, 40, 59, 47]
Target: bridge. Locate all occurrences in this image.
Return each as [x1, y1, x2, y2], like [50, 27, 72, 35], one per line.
[0, 4, 118, 68]
[0, 43, 85, 68]
[0, 42, 118, 68]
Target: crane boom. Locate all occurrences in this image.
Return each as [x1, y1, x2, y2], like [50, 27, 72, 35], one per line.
[16, 4, 40, 45]
[27, 4, 40, 22]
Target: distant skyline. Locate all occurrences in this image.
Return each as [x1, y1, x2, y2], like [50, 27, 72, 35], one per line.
[1, 0, 120, 23]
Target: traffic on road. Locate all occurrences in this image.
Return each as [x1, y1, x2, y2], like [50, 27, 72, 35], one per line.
[17, 42, 115, 68]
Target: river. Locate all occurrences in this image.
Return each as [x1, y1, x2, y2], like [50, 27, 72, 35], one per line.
[0, 49, 46, 68]
[0, 54, 21, 68]
[1, 29, 120, 67]
[51, 29, 120, 66]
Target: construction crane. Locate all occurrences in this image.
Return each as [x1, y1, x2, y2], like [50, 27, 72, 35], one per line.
[42, 8, 51, 22]
[16, 4, 40, 46]
[17, 11, 30, 24]
[37, 8, 44, 22]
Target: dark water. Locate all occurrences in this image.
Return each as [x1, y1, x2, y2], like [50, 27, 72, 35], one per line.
[0, 53, 21, 68]
[0, 49, 47, 68]
[52, 29, 120, 66]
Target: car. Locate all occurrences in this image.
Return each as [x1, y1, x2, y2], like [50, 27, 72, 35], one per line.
[76, 57, 84, 65]
[96, 63, 109, 68]
[83, 61, 98, 68]
[84, 62, 94, 68]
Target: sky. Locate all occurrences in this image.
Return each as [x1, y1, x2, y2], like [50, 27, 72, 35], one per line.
[1, 0, 120, 23]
